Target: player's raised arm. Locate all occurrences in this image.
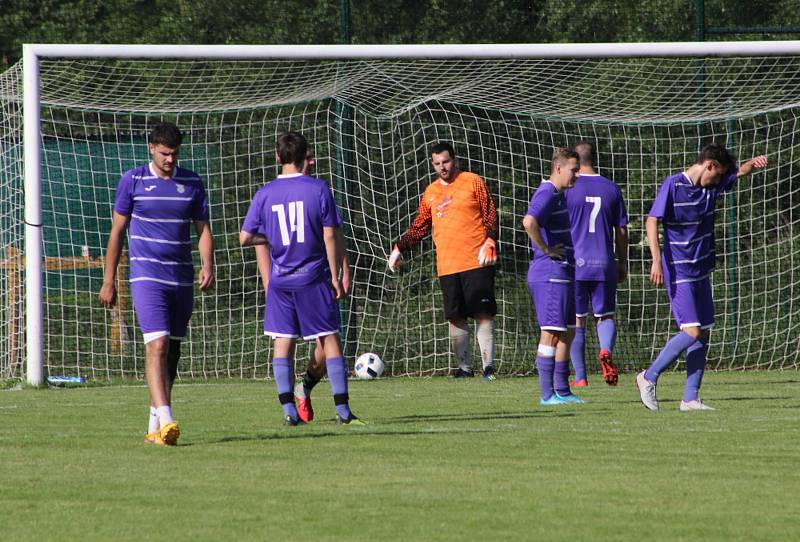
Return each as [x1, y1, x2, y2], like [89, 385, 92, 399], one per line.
[737, 155, 768, 177]
[195, 220, 214, 291]
[99, 211, 131, 309]
[388, 196, 432, 271]
[645, 216, 663, 287]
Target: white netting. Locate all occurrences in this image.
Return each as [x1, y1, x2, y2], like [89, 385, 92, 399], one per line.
[1, 53, 799, 381]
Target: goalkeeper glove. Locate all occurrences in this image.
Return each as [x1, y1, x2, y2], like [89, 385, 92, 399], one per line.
[477, 238, 497, 267]
[388, 244, 403, 272]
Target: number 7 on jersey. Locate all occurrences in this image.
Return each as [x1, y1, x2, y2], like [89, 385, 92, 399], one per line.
[585, 196, 601, 233]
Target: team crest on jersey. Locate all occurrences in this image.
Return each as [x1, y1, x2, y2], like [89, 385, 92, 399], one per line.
[176, 184, 185, 194]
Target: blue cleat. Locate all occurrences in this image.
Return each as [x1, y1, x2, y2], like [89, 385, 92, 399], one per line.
[555, 393, 586, 404]
[539, 395, 567, 406]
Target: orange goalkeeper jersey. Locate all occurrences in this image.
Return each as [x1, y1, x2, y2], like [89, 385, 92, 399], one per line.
[397, 171, 498, 277]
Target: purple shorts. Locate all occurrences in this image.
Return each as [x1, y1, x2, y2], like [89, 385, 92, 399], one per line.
[130, 281, 194, 342]
[666, 277, 714, 330]
[575, 279, 617, 318]
[264, 280, 341, 340]
[528, 280, 575, 331]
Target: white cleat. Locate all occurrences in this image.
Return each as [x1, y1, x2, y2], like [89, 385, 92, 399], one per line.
[679, 399, 716, 412]
[635, 370, 659, 411]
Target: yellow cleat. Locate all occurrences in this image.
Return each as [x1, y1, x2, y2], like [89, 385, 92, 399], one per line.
[144, 432, 165, 445]
[159, 421, 181, 446]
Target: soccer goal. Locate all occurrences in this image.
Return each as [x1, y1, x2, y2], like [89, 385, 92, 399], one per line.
[3, 42, 800, 385]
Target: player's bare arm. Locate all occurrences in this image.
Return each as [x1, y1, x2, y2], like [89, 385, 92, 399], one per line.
[336, 228, 352, 295]
[195, 220, 214, 291]
[737, 155, 768, 177]
[99, 211, 131, 309]
[239, 230, 268, 246]
[615, 225, 629, 283]
[254, 244, 270, 292]
[645, 216, 663, 286]
[324, 225, 344, 300]
[522, 214, 565, 260]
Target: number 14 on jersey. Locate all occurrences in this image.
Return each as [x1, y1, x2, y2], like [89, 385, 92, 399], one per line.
[272, 202, 305, 245]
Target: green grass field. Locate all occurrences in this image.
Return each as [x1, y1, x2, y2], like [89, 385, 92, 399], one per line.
[1, 372, 798, 541]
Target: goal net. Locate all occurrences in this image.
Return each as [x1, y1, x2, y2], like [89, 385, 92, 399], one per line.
[2, 44, 799, 382]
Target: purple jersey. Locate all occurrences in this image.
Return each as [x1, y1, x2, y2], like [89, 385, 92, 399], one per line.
[114, 163, 209, 287]
[648, 169, 737, 283]
[526, 180, 574, 283]
[242, 173, 343, 290]
[566, 174, 628, 281]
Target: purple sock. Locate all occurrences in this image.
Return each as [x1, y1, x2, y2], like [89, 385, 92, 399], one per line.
[554, 360, 572, 396]
[570, 327, 586, 381]
[536, 356, 555, 400]
[597, 319, 616, 352]
[273, 357, 298, 420]
[645, 331, 697, 383]
[683, 340, 707, 402]
[325, 356, 352, 420]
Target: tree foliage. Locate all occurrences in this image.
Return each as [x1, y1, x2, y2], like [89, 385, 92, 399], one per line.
[3, 0, 800, 68]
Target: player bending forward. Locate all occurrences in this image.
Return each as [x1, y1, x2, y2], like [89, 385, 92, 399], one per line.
[100, 122, 215, 446]
[637, 144, 767, 411]
[565, 140, 629, 386]
[241, 131, 363, 426]
[523, 148, 585, 405]
[388, 142, 499, 381]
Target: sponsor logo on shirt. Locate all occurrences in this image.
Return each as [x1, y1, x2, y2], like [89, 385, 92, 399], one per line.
[435, 195, 453, 218]
[576, 258, 585, 267]
[145, 185, 156, 191]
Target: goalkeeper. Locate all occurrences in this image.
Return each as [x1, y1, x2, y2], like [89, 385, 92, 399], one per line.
[388, 142, 499, 380]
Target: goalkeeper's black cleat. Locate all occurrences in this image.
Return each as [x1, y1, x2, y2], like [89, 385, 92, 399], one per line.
[482, 365, 497, 382]
[452, 368, 475, 379]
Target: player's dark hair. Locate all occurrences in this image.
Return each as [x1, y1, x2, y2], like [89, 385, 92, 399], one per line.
[148, 122, 183, 148]
[430, 142, 456, 159]
[551, 147, 579, 173]
[572, 140, 596, 167]
[276, 131, 308, 167]
[696, 143, 735, 171]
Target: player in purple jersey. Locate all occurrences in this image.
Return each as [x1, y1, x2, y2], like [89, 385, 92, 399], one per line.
[100, 122, 215, 445]
[636, 144, 767, 412]
[523, 148, 585, 405]
[240, 131, 363, 426]
[253, 149, 352, 423]
[565, 140, 629, 387]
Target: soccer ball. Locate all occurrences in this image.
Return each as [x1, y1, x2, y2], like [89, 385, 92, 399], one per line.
[354, 352, 384, 380]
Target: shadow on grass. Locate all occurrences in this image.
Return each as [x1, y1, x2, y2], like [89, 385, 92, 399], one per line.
[187, 410, 578, 446]
[386, 410, 577, 423]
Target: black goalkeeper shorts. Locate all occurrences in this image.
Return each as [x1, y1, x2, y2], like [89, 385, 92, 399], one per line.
[439, 266, 497, 320]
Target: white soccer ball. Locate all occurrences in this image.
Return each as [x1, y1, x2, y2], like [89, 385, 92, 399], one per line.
[354, 352, 384, 380]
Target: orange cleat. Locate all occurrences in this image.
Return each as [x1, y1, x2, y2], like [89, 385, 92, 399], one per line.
[599, 349, 618, 386]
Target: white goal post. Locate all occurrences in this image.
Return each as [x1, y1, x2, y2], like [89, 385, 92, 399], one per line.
[13, 41, 800, 385]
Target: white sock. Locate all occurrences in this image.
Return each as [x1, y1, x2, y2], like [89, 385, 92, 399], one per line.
[148, 406, 159, 434]
[476, 319, 495, 370]
[449, 321, 471, 371]
[155, 405, 174, 427]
